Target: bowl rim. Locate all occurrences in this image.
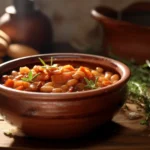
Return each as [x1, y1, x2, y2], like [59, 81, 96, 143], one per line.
[0, 53, 130, 100]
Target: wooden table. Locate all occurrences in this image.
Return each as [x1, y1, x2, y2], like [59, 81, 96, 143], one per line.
[0, 110, 150, 150]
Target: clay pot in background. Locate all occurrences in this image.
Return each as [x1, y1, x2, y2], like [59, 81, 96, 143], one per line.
[91, 2, 150, 64]
[92, 6, 118, 19]
[122, 2, 150, 26]
[0, 0, 53, 62]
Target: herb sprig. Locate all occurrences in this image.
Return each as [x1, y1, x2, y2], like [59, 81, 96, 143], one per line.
[84, 77, 98, 89]
[39, 57, 47, 66]
[21, 71, 40, 82]
[50, 57, 53, 66]
[109, 50, 150, 125]
[39, 57, 57, 68]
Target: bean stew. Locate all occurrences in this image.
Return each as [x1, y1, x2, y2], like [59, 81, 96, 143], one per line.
[1, 57, 120, 93]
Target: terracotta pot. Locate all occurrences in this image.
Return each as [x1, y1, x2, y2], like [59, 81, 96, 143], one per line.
[0, 53, 130, 138]
[91, 3, 150, 64]
[0, 0, 53, 55]
[122, 2, 150, 26]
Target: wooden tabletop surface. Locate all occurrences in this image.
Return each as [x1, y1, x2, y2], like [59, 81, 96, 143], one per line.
[0, 109, 150, 150]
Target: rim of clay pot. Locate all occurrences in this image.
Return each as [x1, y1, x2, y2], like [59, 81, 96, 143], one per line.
[91, 6, 117, 20]
[0, 53, 130, 100]
[91, 4, 150, 21]
[91, 6, 118, 19]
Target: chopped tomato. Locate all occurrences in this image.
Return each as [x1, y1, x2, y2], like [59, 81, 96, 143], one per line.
[4, 79, 14, 87]
[62, 65, 75, 72]
[78, 66, 93, 79]
[51, 71, 74, 85]
[15, 85, 24, 90]
[14, 80, 30, 89]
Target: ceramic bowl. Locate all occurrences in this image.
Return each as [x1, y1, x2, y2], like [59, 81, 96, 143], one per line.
[0, 53, 130, 139]
[91, 5, 150, 64]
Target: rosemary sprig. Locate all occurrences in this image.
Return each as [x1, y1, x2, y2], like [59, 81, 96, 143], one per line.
[84, 77, 98, 89]
[21, 71, 40, 82]
[39, 57, 57, 68]
[50, 57, 53, 66]
[39, 57, 47, 67]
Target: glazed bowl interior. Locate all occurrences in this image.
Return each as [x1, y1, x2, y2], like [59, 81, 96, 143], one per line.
[0, 53, 130, 99]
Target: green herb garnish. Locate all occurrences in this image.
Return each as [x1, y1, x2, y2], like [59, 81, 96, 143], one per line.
[84, 77, 98, 89]
[142, 60, 150, 68]
[21, 71, 40, 82]
[39, 57, 47, 66]
[50, 57, 53, 66]
[109, 49, 150, 125]
[39, 57, 57, 68]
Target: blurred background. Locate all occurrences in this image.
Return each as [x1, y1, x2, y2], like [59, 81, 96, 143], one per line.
[0, 0, 150, 64]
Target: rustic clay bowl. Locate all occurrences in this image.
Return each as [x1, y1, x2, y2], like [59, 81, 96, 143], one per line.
[0, 53, 130, 139]
[91, 4, 150, 64]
